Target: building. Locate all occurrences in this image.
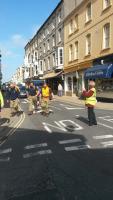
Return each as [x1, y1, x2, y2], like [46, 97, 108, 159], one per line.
[64, 0, 113, 98]
[24, 0, 64, 94]
[12, 65, 25, 84]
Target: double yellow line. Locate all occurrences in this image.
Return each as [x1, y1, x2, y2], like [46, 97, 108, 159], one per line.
[0, 111, 25, 146]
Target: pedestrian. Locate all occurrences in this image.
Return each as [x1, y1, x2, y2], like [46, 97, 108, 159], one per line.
[41, 82, 50, 115]
[0, 89, 4, 114]
[27, 82, 38, 115]
[6, 83, 20, 116]
[82, 80, 97, 126]
[58, 83, 63, 97]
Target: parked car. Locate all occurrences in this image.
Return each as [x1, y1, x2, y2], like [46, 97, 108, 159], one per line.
[19, 86, 27, 98]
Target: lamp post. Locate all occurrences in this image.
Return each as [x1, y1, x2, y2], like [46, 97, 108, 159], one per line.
[0, 50, 2, 86]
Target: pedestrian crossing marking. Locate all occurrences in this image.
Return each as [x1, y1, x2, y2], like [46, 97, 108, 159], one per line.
[24, 143, 48, 150]
[23, 149, 52, 158]
[101, 141, 113, 148]
[0, 148, 12, 155]
[59, 139, 81, 144]
[0, 157, 10, 162]
[65, 107, 84, 110]
[93, 135, 113, 140]
[65, 145, 91, 151]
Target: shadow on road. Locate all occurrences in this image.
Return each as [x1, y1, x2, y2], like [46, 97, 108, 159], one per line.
[0, 126, 113, 200]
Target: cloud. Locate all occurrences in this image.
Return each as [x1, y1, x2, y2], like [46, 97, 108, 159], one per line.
[11, 34, 27, 47]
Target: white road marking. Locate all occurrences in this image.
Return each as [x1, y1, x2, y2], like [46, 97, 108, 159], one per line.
[98, 116, 113, 123]
[23, 149, 52, 158]
[101, 141, 113, 147]
[0, 148, 12, 155]
[65, 145, 91, 151]
[49, 106, 61, 110]
[0, 157, 10, 162]
[98, 122, 113, 130]
[65, 107, 84, 110]
[93, 135, 113, 140]
[59, 120, 83, 131]
[43, 121, 67, 133]
[25, 143, 48, 150]
[59, 139, 81, 144]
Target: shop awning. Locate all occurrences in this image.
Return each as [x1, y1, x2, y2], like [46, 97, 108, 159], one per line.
[41, 71, 62, 80]
[84, 64, 113, 79]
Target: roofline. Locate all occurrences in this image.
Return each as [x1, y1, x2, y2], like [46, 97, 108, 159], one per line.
[24, 0, 63, 49]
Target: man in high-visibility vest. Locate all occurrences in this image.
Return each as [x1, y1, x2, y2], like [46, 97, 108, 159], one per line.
[41, 83, 50, 115]
[82, 80, 97, 126]
[0, 89, 4, 113]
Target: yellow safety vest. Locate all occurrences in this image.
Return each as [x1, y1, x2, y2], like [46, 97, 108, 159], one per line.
[42, 87, 49, 97]
[85, 88, 97, 106]
[0, 91, 4, 108]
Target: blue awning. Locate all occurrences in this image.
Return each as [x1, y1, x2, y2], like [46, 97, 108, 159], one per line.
[84, 64, 113, 79]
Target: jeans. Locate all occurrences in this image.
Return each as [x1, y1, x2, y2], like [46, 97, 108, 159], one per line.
[88, 107, 97, 125]
[58, 90, 63, 96]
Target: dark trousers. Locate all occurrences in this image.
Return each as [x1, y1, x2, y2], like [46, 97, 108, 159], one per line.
[88, 107, 97, 125]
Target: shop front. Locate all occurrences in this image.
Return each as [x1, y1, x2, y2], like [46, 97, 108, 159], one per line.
[64, 71, 84, 97]
[84, 63, 113, 99]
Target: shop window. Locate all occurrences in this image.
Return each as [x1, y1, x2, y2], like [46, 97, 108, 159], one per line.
[68, 77, 72, 90]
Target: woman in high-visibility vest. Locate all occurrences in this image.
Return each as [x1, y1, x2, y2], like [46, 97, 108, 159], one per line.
[82, 80, 97, 126]
[0, 89, 4, 112]
[41, 83, 50, 115]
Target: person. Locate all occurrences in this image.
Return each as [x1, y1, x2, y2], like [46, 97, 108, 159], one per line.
[27, 82, 38, 115]
[58, 83, 63, 97]
[82, 80, 97, 126]
[41, 82, 50, 115]
[6, 83, 20, 116]
[0, 89, 4, 114]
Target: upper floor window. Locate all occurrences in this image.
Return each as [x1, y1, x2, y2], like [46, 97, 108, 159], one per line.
[43, 43, 46, 53]
[103, 0, 111, 9]
[35, 52, 38, 61]
[53, 53, 56, 66]
[103, 23, 110, 49]
[47, 39, 50, 50]
[86, 2, 92, 22]
[58, 28, 62, 42]
[59, 48, 63, 65]
[43, 59, 46, 71]
[52, 35, 55, 47]
[48, 57, 50, 70]
[74, 41, 78, 60]
[69, 44, 73, 62]
[86, 34, 91, 55]
[73, 15, 78, 31]
[58, 10, 61, 23]
[69, 19, 73, 35]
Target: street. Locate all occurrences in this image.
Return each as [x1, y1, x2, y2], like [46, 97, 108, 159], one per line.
[0, 99, 113, 200]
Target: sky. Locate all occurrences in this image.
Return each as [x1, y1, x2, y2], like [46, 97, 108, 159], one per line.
[0, 0, 60, 82]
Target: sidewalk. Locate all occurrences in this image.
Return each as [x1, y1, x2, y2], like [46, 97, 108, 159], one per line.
[54, 95, 113, 110]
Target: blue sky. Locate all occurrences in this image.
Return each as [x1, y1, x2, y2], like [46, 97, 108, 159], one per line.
[0, 0, 60, 82]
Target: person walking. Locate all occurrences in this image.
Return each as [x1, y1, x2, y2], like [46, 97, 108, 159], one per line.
[58, 83, 63, 97]
[41, 82, 50, 115]
[27, 82, 38, 115]
[82, 80, 97, 126]
[0, 89, 4, 114]
[6, 83, 20, 116]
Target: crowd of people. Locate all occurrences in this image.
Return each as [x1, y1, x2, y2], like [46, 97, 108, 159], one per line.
[0, 80, 97, 125]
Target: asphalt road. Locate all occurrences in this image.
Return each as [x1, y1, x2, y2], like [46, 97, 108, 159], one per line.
[0, 99, 113, 200]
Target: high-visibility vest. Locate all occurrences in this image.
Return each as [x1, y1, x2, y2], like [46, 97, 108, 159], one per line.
[0, 91, 4, 108]
[85, 88, 97, 106]
[42, 87, 49, 97]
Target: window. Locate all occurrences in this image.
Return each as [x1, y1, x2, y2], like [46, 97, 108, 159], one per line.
[48, 57, 50, 70]
[103, 23, 110, 49]
[86, 34, 91, 55]
[53, 53, 56, 66]
[47, 39, 50, 50]
[74, 41, 78, 60]
[52, 22, 55, 30]
[58, 10, 61, 23]
[68, 77, 72, 90]
[35, 52, 38, 61]
[40, 60, 43, 71]
[58, 28, 61, 42]
[69, 19, 73, 35]
[59, 48, 63, 65]
[86, 3, 91, 22]
[46, 28, 49, 35]
[43, 59, 46, 71]
[52, 35, 55, 47]
[73, 15, 78, 31]
[43, 43, 46, 53]
[69, 44, 73, 62]
[103, 0, 111, 9]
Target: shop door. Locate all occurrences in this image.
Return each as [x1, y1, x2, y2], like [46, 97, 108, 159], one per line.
[73, 77, 77, 94]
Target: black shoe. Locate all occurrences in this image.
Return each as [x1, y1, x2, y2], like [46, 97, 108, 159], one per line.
[93, 123, 97, 125]
[28, 111, 33, 115]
